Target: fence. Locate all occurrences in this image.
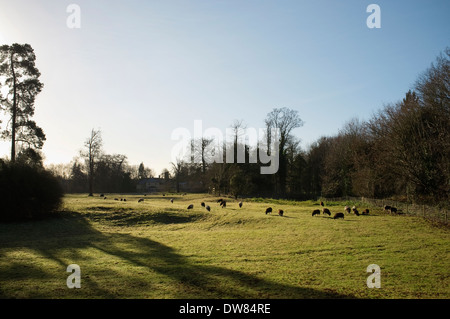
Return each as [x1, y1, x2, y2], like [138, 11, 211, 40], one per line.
[322, 196, 449, 225]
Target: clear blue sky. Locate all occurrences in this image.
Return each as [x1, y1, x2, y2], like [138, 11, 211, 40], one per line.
[0, 0, 449, 174]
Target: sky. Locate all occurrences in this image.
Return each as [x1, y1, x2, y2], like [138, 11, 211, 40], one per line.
[0, 0, 449, 175]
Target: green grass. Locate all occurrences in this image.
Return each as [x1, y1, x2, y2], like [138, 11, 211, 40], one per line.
[0, 193, 449, 299]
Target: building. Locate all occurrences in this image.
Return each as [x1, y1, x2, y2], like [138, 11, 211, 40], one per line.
[136, 178, 166, 193]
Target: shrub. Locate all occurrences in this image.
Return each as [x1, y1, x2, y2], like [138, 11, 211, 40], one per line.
[0, 161, 63, 222]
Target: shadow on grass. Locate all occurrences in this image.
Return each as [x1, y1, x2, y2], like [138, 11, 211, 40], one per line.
[0, 211, 355, 299]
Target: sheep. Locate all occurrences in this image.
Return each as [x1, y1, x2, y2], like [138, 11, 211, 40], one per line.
[312, 209, 320, 216]
[217, 198, 223, 203]
[344, 206, 351, 214]
[278, 209, 284, 216]
[187, 204, 194, 209]
[239, 202, 243, 208]
[120, 198, 123, 201]
[114, 198, 119, 201]
[138, 198, 144, 203]
[201, 202, 205, 207]
[384, 205, 391, 212]
[362, 208, 369, 215]
[265, 207, 272, 215]
[220, 200, 227, 208]
[206, 205, 211, 212]
[100, 194, 104, 197]
[353, 208, 360, 216]
[320, 201, 324, 207]
[333, 212, 345, 219]
[390, 207, 397, 214]
[170, 198, 174, 203]
[322, 208, 331, 216]
[104, 197, 107, 200]
[123, 198, 126, 202]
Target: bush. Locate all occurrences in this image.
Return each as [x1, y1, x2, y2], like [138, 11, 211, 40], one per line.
[0, 161, 63, 222]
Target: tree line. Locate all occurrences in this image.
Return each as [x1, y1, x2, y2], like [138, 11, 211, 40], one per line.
[166, 48, 450, 205]
[1, 43, 449, 209]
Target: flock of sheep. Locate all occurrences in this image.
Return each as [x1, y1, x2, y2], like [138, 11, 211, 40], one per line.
[311, 201, 370, 219]
[184, 198, 283, 216]
[102, 194, 398, 219]
[185, 198, 244, 213]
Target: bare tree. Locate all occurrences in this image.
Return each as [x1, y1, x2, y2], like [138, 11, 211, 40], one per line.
[81, 129, 103, 196]
[265, 107, 304, 196]
[170, 157, 185, 193]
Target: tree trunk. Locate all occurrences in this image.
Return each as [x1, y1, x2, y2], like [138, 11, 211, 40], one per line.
[10, 53, 17, 162]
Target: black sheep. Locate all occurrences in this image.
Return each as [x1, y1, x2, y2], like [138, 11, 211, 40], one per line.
[265, 207, 272, 214]
[278, 209, 284, 216]
[187, 204, 194, 209]
[333, 212, 345, 219]
[312, 209, 320, 216]
[322, 208, 331, 216]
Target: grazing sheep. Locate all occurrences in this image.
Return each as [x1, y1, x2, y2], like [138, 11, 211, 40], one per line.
[320, 201, 324, 207]
[187, 204, 194, 209]
[322, 208, 331, 216]
[362, 208, 369, 215]
[206, 205, 211, 212]
[104, 197, 107, 200]
[384, 205, 391, 212]
[100, 194, 104, 197]
[344, 206, 351, 214]
[265, 207, 272, 215]
[220, 201, 227, 208]
[239, 202, 243, 208]
[120, 198, 123, 201]
[123, 199, 126, 202]
[353, 208, 360, 216]
[217, 198, 223, 203]
[138, 198, 144, 203]
[114, 198, 119, 201]
[333, 212, 345, 219]
[201, 202, 205, 207]
[170, 198, 174, 203]
[390, 207, 397, 214]
[278, 209, 284, 216]
[162, 193, 165, 196]
[312, 209, 320, 216]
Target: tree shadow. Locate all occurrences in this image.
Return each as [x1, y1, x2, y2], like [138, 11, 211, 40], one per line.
[0, 212, 355, 299]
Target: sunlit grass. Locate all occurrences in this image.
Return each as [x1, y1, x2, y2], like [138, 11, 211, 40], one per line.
[0, 193, 448, 299]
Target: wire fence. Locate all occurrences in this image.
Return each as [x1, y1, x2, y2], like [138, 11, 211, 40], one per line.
[322, 196, 449, 225]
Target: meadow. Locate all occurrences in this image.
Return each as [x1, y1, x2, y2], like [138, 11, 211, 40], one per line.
[0, 193, 448, 299]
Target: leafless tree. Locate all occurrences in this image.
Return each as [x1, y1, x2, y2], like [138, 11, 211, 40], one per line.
[80, 129, 103, 196]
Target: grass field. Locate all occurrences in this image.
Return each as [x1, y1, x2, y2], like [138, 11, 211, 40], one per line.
[0, 193, 449, 299]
